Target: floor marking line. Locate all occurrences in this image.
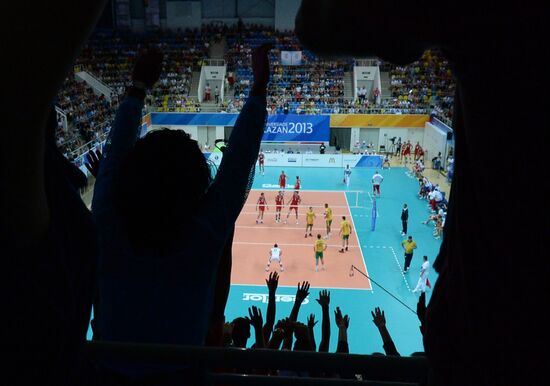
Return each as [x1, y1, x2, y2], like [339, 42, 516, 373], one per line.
[231, 283, 373, 291]
[236, 225, 342, 232]
[242, 204, 367, 209]
[345, 192, 372, 291]
[389, 246, 412, 292]
[233, 241, 359, 248]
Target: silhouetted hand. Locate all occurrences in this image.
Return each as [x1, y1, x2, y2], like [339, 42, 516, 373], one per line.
[266, 271, 279, 293]
[334, 306, 350, 329]
[247, 306, 263, 330]
[307, 313, 318, 329]
[316, 289, 330, 308]
[84, 148, 102, 178]
[371, 307, 386, 328]
[295, 281, 310, 302]
[251, 44, 272, 95]
[132, 48, 163, 88]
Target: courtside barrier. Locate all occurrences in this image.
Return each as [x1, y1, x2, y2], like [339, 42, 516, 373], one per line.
[85, 341, 429, 385]
[207, 153, 383, 168]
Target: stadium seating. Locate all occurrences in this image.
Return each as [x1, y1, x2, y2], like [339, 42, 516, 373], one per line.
[55, 25, 455, 159]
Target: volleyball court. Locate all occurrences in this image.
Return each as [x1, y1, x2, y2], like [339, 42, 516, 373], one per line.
[231, 188, 372, 290]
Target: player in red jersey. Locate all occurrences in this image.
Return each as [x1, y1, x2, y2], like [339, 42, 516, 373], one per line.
[279, 170, 286, 189]
[414, 142, 421, 161]
[285, 191, 302, 224]
[294, 176, 301, 190]
[256, 192, 268, 224]
[258, 150, 265, 175]
[402, 140, 412, 164]
[274, 191, 285, 223]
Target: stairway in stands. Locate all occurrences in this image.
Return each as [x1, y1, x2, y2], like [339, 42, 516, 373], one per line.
[380, 70, 392, 99]
[344, 71, 354, 100]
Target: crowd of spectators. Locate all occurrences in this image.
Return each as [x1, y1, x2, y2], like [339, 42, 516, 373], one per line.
[55, 75, 116, 159]
[223, 26, 351, 114]
[54, 26, 455, 159]
[388, 50, 455, 125]
[75, 28, 209, 111]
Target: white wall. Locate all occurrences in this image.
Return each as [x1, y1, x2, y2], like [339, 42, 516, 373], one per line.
[349, 128, 361, 150]
[202, 0, 274, 18]
[275, 0, 301, 31]
[423, 122, 447, 163]
[166, 1, 202, 30]
[377, 127, 423, 152]
[359, 128, 380, 149]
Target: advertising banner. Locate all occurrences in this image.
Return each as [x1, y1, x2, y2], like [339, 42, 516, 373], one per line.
[302, 154, 343, 167]
[150, 113, 329, 142]
[263, 114, 330, 142]
[331, 114, 430, 128]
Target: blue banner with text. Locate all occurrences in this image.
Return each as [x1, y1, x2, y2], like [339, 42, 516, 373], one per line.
[150, 113, 330, 142]
[263, 114, 330, 142]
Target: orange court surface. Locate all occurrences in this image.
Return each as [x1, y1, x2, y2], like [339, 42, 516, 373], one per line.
[231, 189, 372, 290]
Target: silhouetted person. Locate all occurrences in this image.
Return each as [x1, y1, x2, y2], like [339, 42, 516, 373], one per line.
[296, 2, 545, 385]
[3, 1, 108, 384]
[91, 45, 271, 381]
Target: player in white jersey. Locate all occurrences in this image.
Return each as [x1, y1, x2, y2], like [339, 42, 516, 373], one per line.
[265, 243, 284, 272]
[372, 171, 384, 198]
[343, 164, 352, 186]
[413, 255, 431, 293]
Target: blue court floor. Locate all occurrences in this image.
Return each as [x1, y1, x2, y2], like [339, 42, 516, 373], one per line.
[225, 166, 441, 355]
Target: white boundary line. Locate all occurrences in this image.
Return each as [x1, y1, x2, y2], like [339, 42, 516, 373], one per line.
[230, 283, 373, 291]
[389, 246, 412, 291]
[233, 241, 359, 248]
[344, 192, 373, 292]
[367, 191, 373, 203]
[236, 225, 378, 232]
[236, 225, 336, 231]
[254, 188, 365, 194]
[242, 204, 367, 209]
[239, 211, 357, 217]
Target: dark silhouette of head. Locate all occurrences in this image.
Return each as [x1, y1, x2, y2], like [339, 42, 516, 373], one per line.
[112, 128, 212, 251]
[231, 317, 251, 348]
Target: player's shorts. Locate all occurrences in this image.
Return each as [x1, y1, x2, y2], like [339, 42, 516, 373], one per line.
[326, 219, 332, 226]
[342, 234, 349, 240]
[259, 161, 264, 165]
[373, 184, 380, 194]
[276, 205, 282, 211]
[403, 149, 411, 155]
[258, 206, 266, 212]
[307, 222, 314, 226]
[280, 182, 286, 188]
[315, 251, 324, 260]
[270, 256, 281, 261]
[289, 205, 298, 212]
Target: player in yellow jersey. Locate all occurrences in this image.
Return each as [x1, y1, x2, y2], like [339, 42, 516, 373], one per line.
[304, 206, 315, 238]
[339, 215, 352, 253]
[313, 234, 327, 272]
[323, 203, 333, 239]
